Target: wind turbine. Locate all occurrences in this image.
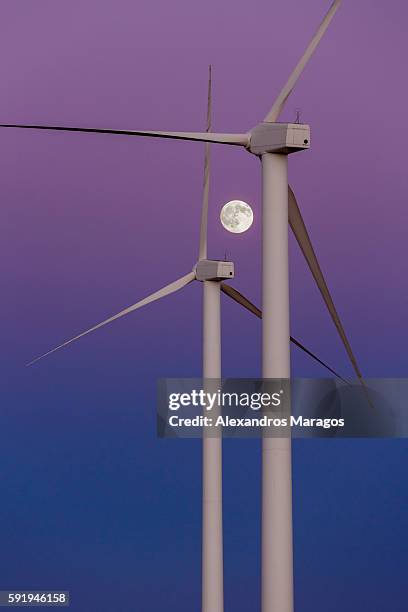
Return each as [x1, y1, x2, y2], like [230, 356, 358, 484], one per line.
[26, 68, 229, 612]
[1, 2, 366, 610]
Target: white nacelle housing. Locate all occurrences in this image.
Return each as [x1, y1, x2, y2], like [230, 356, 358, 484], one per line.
[195, 260, 234, 281]
[249, 123, 310, 155]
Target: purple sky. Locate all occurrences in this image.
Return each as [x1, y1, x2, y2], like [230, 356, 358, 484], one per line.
[1, 0, 407, 378]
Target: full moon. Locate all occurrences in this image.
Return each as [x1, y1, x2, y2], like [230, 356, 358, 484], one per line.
[220, 200, 254, 234]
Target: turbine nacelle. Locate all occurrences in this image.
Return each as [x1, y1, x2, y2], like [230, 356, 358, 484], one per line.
[248, 122, 310, 156]
[195, 259, 235, 282]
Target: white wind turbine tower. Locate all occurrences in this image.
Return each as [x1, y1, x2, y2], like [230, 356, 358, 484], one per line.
[1, 2, 368, 610]
[25, 68, 230, 612]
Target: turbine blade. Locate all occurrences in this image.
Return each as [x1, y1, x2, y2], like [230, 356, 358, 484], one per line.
[221, 283, 348, 383]
[288, 185, 362, 383]
[199, 65, 212, 261]
[27, 271, 195, 365]
[221, 283, 261, 318]
[264, 0, 341, 122]
[0, 123, 249, 146]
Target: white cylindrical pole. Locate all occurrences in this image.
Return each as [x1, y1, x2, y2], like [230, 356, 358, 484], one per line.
[261, 153, 294, 612]
[202, 280, 223, 612]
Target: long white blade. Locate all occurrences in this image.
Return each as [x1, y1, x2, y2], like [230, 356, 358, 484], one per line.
[288, 185, 363, 380]
[27, 271, 195, 365]
[220, 282, 349, 383]
[199, 65, 212, 261]
[0, 123, 249, 146]
[264, 0, 341, 122]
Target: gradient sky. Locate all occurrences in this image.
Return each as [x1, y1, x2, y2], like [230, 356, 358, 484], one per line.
[1, 1, 408, 610]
